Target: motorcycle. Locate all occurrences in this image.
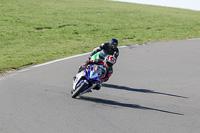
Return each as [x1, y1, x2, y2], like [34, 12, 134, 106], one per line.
[71, 64, 107, 98]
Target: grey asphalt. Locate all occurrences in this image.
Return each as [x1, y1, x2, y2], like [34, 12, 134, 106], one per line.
[0, 39, 200, 133]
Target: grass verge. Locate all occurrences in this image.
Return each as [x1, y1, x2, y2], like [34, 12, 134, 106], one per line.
[1, 0, 200, 75]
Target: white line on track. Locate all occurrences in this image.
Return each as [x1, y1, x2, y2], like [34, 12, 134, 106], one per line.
[0, 46, 127, 80]
[1, 38, 200, 80]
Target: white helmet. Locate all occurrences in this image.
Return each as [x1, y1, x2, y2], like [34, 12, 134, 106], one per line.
[104, 55, 116, 68]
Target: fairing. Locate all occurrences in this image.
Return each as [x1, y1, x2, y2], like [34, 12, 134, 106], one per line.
[73, 64, 107, 95]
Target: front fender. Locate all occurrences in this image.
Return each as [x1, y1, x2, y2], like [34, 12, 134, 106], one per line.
[73, 71, 86, 90]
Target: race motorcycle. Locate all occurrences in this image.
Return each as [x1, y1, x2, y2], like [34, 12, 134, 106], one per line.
[71, 52, 116, 98]
[71, 64, 107, 98]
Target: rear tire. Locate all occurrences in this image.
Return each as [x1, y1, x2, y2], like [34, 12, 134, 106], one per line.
[71, 80, 88, 98]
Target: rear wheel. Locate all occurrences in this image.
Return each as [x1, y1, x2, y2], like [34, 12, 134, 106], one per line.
[71, 80, 88, 98]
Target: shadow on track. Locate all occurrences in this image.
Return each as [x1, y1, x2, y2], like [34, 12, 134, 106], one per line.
[79, 96, 184, 115]
[102, 83, 188, 99]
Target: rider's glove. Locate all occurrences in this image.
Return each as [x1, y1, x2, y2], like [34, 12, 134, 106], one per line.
[82, 63, 87, 69]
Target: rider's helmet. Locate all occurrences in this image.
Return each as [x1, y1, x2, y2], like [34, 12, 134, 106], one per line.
[104, 55, 116, 69]
[109, 38, 118, 50]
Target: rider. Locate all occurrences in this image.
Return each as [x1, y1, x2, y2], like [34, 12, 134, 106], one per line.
[78, 38, 119, 73]
[80, 55, 116, 90]
[89, 38, 119, 61]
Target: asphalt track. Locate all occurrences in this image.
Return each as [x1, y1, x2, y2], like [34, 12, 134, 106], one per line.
[0, 39, 200, 133]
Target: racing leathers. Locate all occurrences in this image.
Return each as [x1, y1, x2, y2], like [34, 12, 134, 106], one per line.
[89, 42, 119, 60]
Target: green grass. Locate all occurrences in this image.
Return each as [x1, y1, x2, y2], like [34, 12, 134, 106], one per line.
[1, 0, 200, 75]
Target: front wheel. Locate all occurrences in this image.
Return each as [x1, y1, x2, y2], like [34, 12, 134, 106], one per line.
[71, 80, 88, 98]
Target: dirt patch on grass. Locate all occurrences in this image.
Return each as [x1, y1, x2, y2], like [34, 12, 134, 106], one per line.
[0, 70, 17, 77]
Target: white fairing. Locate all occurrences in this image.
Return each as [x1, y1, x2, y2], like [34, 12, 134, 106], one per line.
[72, 71, 85, 90]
